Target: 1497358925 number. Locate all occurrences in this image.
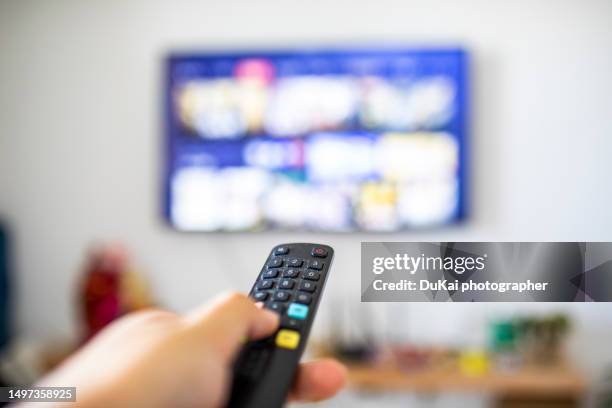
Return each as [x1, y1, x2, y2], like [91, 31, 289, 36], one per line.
[2, 387, 76, 402]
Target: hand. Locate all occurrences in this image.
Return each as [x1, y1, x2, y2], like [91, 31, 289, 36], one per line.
[37, 292, 347, 408]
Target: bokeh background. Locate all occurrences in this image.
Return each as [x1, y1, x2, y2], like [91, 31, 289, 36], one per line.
[1, 0, 612, 407]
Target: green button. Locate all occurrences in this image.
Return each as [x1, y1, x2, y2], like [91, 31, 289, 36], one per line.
[287, 303, 309, 320]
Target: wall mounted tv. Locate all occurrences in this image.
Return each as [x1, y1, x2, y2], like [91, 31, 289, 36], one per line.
[164, 48, 468, 232]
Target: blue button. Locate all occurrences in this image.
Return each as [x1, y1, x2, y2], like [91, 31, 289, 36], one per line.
[287, 303, 309, 320]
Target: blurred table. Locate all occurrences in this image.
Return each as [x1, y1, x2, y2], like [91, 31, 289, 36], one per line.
[344, 362, 587, 407]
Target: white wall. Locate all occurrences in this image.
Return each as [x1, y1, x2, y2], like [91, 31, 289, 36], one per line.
[1, 0, 612, 380]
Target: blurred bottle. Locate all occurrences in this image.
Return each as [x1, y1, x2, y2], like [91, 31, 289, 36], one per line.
[79, 243, 155, 342]
[489, 319, 521, 372]
[458, 349, 490, 377]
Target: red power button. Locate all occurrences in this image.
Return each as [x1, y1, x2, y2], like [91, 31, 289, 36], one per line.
[311, 247, 328, 258]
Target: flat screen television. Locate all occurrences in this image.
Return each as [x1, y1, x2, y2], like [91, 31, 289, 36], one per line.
[164, 48, 468, 232]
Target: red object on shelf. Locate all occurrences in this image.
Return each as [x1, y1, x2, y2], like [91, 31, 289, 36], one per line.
[80, 244, 126, 341]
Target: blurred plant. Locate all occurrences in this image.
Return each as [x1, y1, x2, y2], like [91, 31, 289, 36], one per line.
[523, 314, 571, 365]
[491, 314, 572, 367]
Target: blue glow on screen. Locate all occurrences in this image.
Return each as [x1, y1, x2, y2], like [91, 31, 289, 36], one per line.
[164, 48, 468, 232]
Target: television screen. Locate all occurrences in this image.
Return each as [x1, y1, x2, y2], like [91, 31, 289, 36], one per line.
[164, 48, 468, 231]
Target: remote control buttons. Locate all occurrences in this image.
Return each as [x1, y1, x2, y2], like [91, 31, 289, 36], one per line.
[267, 258, 283, 268]
[311, 247, 328, 258]
[274, 246, 289, 255]
[296, 293, 312, 305]
[299, 281, 316, 293]
[282, 318, 303, 330]
[266, 302, 285, 314]
[253, 292, 268, 302]
[288, 258, 303, 267]
[283, 269, 300, 278]
[304, 270, 320, 281]
[262, 270, 278, 279]
[273, 291, 291, 302]
[279, 279, 295, 289]
[275, 329, 300, 350]
[256, 280, 274, 290]
[287, 303, 309, 320]
[308, 260, 323, 270]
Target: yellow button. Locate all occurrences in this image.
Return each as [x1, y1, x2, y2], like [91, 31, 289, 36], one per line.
[275, 329, 300, 350]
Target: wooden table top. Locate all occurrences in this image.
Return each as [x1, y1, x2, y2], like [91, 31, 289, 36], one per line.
[345, 362, 587, 397]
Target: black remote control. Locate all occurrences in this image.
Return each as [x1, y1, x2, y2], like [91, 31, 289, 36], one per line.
[227, 243, 334, 408]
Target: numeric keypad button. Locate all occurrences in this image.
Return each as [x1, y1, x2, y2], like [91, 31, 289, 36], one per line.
[267, 258, 283, 268]
[262, 270, 279, 279]
[283, 269, 300, 278]
[256, 280, 274, 290]
[273, 291, 291, 302]
[279, 279, 295, 290]
[299, 281, 316, 293]
[288, 258, 303, 267]
[303, 271, 320, 281]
